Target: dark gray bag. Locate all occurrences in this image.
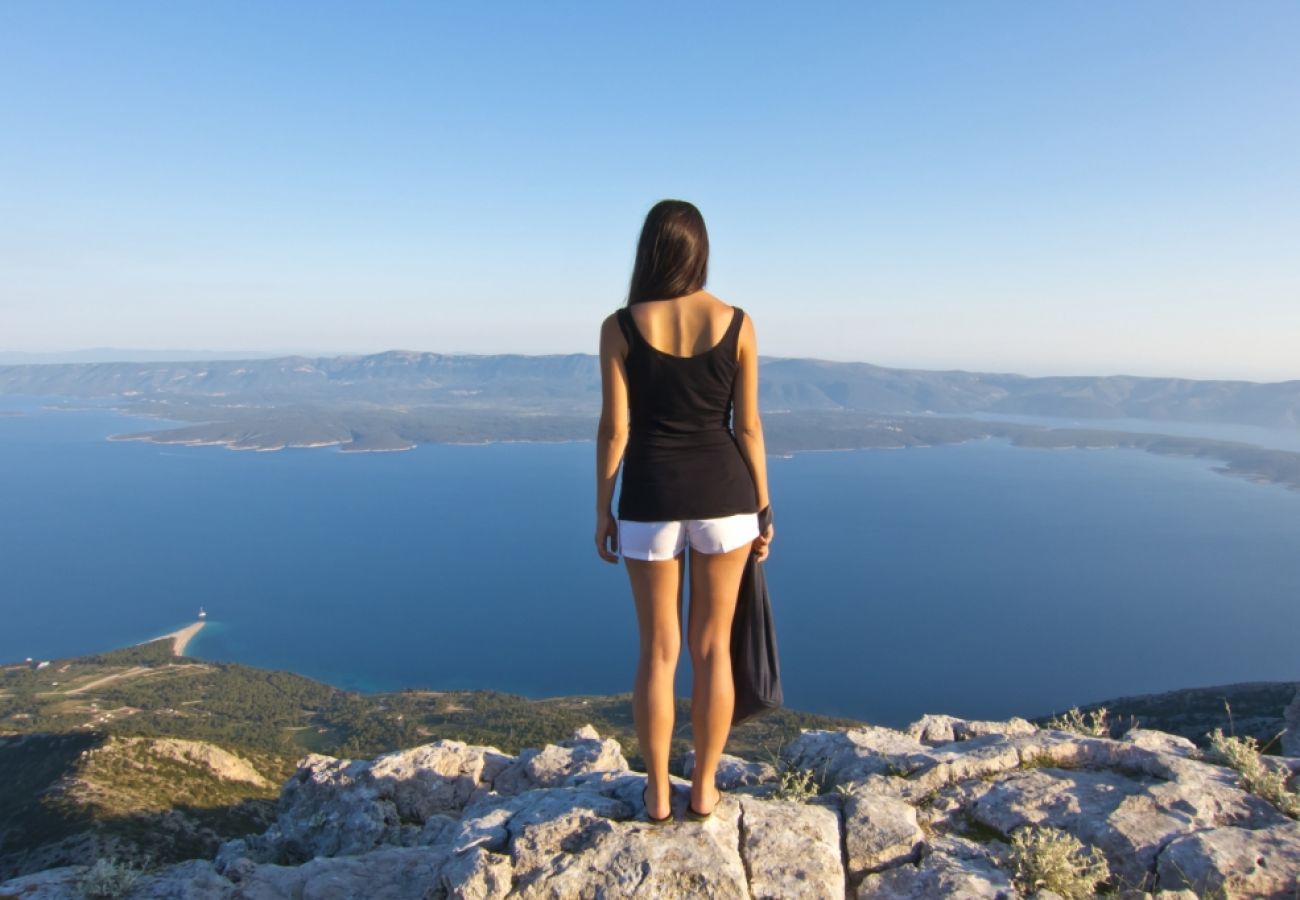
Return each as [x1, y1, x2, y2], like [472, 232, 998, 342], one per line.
[731, 506, 783, 725]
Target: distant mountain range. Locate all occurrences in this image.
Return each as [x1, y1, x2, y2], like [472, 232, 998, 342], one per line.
[2, 350, 1299, 427]
[4, 351, 1300, 490]
[0, 348, 305, 364]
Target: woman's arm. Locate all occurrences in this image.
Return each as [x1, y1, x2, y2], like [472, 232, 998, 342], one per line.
[733, 312, 773, 559]
[595, 314, 629, 563]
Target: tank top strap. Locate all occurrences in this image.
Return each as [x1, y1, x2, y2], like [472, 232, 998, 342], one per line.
[615, 307, 636, 347]
[725, 306, 744, 354]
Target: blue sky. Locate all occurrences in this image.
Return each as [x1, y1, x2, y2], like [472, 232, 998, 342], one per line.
[2, 1, 1297, 379]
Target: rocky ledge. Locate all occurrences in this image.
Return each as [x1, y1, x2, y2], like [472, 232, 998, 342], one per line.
[3, 718, 1298, 899]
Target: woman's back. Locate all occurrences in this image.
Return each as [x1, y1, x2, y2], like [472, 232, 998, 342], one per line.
[624, 292, 739, 360]
[615, 291, 757, 522]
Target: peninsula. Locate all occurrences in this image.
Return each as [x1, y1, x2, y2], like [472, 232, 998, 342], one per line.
[147, 621, 206, 656]
[3, 350, 1300, 490]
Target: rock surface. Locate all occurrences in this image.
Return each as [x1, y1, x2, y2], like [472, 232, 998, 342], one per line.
[1285, 685, 1300, 758]
[3, 720, 1298, 899]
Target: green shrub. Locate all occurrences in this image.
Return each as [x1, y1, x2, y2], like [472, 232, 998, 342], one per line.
[1005, 824, 1110, 899]
[1045, 706, 1109, 737]
[770, 762, 819, 801]
[78, 857, 143, 899]
[757, 744, 823, 801]
[1206, 727, 1299, 818]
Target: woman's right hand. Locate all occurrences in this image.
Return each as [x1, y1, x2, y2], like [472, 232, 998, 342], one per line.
[595, 510, 620, 564]
[752, 522, 774, 562]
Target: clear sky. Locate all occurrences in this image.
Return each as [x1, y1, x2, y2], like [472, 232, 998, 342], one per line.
[2, 1, 1297, 380]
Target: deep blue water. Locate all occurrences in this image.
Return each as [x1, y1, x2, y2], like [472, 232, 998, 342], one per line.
[3, 396, 1299, 728]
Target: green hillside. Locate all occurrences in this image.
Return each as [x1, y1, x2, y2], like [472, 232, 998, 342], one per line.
[0, 638, 862, 878]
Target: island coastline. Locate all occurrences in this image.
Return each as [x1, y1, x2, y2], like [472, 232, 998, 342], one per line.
[142, 621, 206, 657]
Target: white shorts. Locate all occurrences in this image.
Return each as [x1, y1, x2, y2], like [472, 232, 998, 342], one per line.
[618, 513, 760, 561]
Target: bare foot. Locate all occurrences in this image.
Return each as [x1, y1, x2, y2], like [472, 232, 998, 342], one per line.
[689, 781, 721, 815]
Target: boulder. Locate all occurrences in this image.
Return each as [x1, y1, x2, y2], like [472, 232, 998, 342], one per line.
[856, 837, 1019, 899]
[736, 795, 843, 898]
[221, 739, 513, 862]
[491, 725, 628, 795]
[1120, 728, 1201, 759]
[680, 751, 777, 789]
[842, 789, 924, 878]
[224, 845, 450, 900]
[1156, 822, 1300, 897]
[964, 762, 1288, 887]
[509, 793, 748, 899]
[906, 714, 1037, 746]
[782, 725, 931, 784]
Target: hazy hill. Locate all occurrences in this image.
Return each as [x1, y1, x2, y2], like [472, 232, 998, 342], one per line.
[3, 350, 1299, 426]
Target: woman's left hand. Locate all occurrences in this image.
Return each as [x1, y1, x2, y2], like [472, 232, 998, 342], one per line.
[595, 511, 620, 564]
[752, 522, 774, 563]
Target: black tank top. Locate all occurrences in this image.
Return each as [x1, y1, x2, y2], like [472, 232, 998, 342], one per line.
[615, 304, 760, 522]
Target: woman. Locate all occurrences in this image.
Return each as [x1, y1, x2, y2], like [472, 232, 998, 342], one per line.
[594, 199, 773, 824]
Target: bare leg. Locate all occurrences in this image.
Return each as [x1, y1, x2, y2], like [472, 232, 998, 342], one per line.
[686, 542, 751, 815]
[625, 553, 684, 820]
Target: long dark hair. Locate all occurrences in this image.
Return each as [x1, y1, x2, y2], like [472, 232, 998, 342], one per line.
[626, 199, 709, 306]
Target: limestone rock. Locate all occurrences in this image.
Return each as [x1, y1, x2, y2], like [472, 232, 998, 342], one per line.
[7, 717, 1300, 900]
[0, 865, 88, 899]
[228, 845, 450, 900]
[964, 762, 1288, 887]
[906, 714, 1037, 746]
[905, 714, 963, 745]
[1120, 728, 1201, 759]
[1157, 822, 1300, 897]
[510, 793, 749, 899]
[842, 789, 924, 879]
[491, 726, 629, 795]
[230, 738, 512, 862]
[855, 839, 1020, 899]
[1285, 685, 1300, 758]
[452, 783, 633, 856]
[127, 859, 234, 898]
[680, 751, 777, 789]
[368, 740, 514, 818]
[440, 846, 513, 900]
[782, 725, 931, 784]
[736, 796, 843, 899]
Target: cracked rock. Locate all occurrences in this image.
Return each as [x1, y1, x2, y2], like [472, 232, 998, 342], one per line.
[843, 789, 924, 878]
[736, 795, 843, 898]
[1156, 822, 1300, 897]
[855, 842, 1020, 899]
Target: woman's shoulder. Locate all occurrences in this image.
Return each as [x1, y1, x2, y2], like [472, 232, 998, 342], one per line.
[692, 291, 744, 324]
[600, 310, 630, 351]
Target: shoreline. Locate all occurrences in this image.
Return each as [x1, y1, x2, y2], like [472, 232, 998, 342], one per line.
[143, 621, 206, 656]
[107, 432, 417, 454]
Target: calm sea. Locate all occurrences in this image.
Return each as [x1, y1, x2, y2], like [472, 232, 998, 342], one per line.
[3, 396, 1299, 728]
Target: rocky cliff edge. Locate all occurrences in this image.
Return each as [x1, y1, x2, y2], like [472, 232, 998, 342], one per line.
[3, 715, 1299, 899]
